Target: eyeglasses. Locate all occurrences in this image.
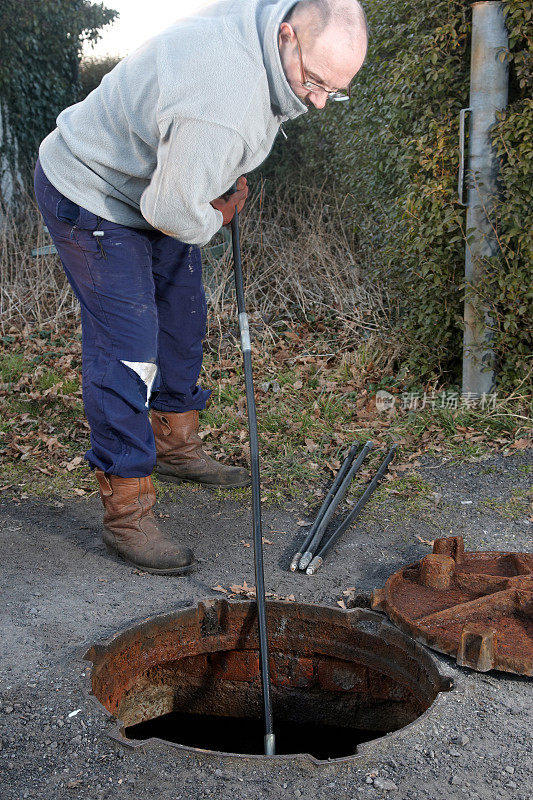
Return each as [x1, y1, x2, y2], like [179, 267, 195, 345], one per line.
[294, 30, 351, 102]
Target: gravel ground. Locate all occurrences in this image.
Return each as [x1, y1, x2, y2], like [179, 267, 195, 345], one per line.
[1, 451, 531, 799]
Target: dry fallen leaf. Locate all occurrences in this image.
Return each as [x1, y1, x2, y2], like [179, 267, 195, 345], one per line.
[230, 581, 256, 597]
[337, 599, 347, 609]
[211, 585, 227, 593]
[416, 535, 434, 546]
[511, 438, 532, 450]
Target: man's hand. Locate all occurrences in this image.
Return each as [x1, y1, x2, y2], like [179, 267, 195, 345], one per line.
[210, 176, 249, 226]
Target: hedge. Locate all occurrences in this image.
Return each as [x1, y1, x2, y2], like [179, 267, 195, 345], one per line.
[261, 0, 532, 391]
[0, 0, 117, 202]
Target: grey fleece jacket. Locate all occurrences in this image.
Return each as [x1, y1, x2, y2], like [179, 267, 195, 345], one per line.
[39, 0, 307, 246]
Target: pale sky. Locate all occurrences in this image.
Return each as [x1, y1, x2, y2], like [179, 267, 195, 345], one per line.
[84, 0, 215, 59]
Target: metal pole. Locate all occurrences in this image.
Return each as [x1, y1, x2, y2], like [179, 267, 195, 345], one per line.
[298, 440, 373, 571]
[461, 1, 508, 397]
[231, 207, 275, 757]
[306, 445, 397, 575]
[289, 443, 359, 572]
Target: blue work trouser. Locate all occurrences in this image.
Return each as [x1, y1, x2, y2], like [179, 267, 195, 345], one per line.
[33, 158, 211, 477]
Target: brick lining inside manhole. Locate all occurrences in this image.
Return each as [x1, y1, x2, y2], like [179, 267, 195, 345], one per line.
[84, 601, 452, 762]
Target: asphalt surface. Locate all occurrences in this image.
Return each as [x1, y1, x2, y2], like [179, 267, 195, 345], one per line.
[1, 451, 531, 799]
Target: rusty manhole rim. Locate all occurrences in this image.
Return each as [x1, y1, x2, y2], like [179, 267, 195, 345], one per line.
[83, 600, 455, 765]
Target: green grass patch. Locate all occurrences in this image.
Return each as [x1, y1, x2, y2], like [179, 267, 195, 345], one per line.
[0, 353, 27, 384]
[479, 489, 532, 521]
[517, 464, 532, 475]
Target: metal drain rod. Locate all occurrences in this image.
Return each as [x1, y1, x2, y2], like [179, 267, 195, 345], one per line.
[307, 445, 398, 575]
[290, 443, 359, 572]
[298, 440, 373, 571]
[231, 201, 275, 757]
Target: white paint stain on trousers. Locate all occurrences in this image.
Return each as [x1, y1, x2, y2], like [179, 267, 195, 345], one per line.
[121, 360, 157, 408]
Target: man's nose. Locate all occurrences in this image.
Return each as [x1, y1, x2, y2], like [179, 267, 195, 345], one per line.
[310, 92, 328, 110]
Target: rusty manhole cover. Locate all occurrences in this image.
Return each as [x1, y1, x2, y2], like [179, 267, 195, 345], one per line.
[84, 600, 452, 763]
[372, 536, 533, 675]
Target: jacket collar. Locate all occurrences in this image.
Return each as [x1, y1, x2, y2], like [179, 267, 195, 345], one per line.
[258, 0, 308, 121]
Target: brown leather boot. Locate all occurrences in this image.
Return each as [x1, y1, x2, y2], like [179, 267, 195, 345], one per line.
[95, 469, 195, 575]
[152, 409, 251, 488]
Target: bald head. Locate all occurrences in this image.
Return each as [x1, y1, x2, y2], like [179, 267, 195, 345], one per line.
[278, 0, 368, 109]
[286, 0, 368, 52]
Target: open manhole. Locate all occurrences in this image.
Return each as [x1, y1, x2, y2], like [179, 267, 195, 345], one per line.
[84, 601, 452, 762]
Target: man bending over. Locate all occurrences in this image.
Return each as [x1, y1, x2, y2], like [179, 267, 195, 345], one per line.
[34, 0, 368, 575]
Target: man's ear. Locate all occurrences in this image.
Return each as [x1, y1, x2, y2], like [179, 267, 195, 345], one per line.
[278, 21, 295, 49]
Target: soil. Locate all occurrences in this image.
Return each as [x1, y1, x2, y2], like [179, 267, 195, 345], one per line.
[1, 451, 532, 800]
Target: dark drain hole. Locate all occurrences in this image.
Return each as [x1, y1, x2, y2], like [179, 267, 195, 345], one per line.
[125, 711, 381, 759]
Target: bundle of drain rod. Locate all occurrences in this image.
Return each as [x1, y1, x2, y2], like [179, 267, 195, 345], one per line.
[290, 441, 397, 575]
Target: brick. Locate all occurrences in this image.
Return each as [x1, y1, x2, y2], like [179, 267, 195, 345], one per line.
[317, 659, 368, 692]
[368, 671, 411, 701]
[271, 654, 314, 688]
[210, 650, 260, 683]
